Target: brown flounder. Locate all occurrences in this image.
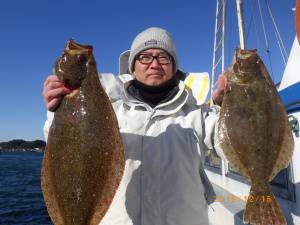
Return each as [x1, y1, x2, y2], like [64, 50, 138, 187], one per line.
[217, 49, 294, 225]
[41, 40, 125, 225]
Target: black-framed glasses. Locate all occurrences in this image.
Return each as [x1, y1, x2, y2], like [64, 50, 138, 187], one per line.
[136, 54, 171, 65]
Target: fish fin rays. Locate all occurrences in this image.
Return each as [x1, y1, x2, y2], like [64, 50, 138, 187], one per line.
[269, 118, 294, 181]
[41, 152, 65, 225]
[243, 186, 287, 225]
[218, 119, 250, 179]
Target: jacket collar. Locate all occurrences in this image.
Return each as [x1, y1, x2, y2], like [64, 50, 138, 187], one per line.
[121, 78, 193, 117]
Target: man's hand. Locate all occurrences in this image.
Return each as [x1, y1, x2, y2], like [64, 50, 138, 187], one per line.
[212, 73, 227, 106]
[42, 75, 71, 111]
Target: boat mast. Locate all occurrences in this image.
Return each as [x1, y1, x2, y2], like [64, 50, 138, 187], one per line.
[236, 0, 246, 49]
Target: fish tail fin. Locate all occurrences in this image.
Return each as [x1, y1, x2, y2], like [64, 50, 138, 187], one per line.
[243, 185, 287, 225]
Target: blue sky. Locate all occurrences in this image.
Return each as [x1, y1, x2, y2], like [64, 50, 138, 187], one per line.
[0, 0, 295, 141]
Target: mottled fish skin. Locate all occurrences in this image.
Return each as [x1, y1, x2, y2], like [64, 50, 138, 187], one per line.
[41, 40, 125, 225]
[218, 49, 294, 225]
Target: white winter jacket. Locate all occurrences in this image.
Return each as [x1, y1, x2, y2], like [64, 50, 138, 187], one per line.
[44, 73, 221, 225]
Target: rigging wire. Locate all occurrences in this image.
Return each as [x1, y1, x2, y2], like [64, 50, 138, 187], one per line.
[245, 0, 257, 42]
[257, 0, 274, 78]
[225, 0, 233, 70]
[257, 0, 269, 52]
[265, 0, 288, 65]
[253, 2, 261, 51]
[213, 0, 286, 84]
[211, 0, 227, 91]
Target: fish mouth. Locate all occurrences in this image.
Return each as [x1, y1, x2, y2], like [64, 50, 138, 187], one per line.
[236, 48, 257, 59]
[65, 39, 93, 55]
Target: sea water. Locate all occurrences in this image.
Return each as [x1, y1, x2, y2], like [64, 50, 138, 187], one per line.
[0, 152, 52, 225]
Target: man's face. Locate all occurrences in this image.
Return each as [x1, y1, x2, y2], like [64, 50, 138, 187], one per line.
[133, 49, 174, 86]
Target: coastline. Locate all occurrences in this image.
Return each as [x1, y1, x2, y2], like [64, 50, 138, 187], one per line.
[0, 148, 44, 153]
[0, 139, 46, 153]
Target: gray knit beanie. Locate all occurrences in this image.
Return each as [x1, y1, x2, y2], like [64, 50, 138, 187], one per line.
[128, 27, 178, 74]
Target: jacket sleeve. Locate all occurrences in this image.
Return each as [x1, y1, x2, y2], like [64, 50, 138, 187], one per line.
[43, 110, 54, 141]
[203, 104, 228, 161]
[99, 73, 132, 103]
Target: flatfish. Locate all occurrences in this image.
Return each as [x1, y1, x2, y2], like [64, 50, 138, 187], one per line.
[217, 49, 294, 225]
[41, 40, 125, 225]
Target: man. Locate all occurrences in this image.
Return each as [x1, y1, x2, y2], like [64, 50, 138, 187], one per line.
[43, 27, 226, 225]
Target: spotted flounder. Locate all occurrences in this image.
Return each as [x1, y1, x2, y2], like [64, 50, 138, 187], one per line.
[41, 40, 125, 225]
[217, 49, 294, 225]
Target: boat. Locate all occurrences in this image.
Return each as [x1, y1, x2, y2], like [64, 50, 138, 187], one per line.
[205, 1, 300, 224]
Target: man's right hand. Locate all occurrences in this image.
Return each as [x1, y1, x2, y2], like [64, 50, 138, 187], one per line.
[42, 75, 71, 112]
[212, 73, 227, 106]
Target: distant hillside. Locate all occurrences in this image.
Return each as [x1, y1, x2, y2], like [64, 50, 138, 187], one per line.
[0, 139, 46, 152]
